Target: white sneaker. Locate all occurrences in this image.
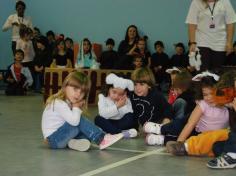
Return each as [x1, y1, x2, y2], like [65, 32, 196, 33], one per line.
[68, 139, 91, 152]
[99, 133, 123, 150]
[122, 128, 138, 138]
[143, 122, 161, 134]
[145, 134, 164, 146]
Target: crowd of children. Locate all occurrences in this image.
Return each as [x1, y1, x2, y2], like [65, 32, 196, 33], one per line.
[40, 67, 236, 169]
[2, 0, 236, 170]
[3, 17, 236, 95]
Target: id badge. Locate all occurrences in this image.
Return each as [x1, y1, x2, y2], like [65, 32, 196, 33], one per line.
[209, 23, 215, 29]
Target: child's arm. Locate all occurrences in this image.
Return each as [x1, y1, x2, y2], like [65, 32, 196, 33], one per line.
[66, 58, 72, 68]
[177, 104, 203, 142]
[23, 67, 33, 87]
[54, 99, 83, 126]
[232, 98, 236, 111]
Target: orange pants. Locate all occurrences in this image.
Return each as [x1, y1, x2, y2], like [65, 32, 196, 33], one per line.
[186, 129, 229, 157]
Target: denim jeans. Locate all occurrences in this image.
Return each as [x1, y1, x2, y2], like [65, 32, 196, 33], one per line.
[34, 72, 43, 91]
[47, 117, 105, 149]
[213, 131, 236, 156]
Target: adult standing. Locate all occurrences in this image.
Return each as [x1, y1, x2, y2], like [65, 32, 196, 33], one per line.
[116, 25, 140, 70]
[2, 1, 33, 54]
[186, 0, 236, 72]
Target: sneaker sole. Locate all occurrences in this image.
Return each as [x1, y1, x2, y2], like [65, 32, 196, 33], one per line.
[100, 134, 123, 150]
[207, 163, 236, 169]
[68, 139, 90, 152]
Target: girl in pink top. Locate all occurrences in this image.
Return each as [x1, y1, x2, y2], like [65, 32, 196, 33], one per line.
[177, 71, 229, 142]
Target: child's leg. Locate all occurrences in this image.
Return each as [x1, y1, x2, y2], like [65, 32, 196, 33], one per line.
[79, 116, 106, 145]
[114, 113, 138, 131]
[207, 131, 236, 169]
[94, 115, 121, 134]
[213, 130, 236, 156]
[186, 129, 229, 157]
[212, 141, 226, 157]
[47, 122, 80, 149]
[161, 118, 187, 136]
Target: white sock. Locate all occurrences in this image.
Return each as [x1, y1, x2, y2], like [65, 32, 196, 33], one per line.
[227, 152, 236, 159]
[184, 143, 188, 152]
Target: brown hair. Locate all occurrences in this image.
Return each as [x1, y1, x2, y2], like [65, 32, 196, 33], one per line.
[172, 69, 192, 90]
[131, 67, 155, 87]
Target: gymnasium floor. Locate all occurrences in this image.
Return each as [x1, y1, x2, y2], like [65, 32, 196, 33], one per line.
[0, 92, 235, 176]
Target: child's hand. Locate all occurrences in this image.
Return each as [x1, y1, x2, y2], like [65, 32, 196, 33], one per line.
[115, 95, 127, 108]
[73, 99, 85, 109]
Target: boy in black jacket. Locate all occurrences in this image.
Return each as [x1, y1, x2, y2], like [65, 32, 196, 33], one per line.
[130, 67, 172, 131]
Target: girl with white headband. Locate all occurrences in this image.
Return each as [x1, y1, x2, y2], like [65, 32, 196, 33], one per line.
[94, 73, 138, 138]
[165, 72, 229, 155]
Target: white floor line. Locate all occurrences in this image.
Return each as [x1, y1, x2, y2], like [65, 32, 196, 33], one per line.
[106, 147, 147, 153]
[78, 148, 166, 176]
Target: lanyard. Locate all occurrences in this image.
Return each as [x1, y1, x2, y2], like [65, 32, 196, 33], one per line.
[18, 17, 24, 24]
[208, 2, 216, 21]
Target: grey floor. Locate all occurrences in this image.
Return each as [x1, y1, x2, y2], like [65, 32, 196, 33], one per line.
[0, 91, 235, 176]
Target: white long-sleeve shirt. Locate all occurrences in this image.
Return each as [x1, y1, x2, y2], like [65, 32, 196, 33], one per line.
[42, 99, 82, 138]
[98, 94, 133, 120]
[2, 14, 33, 42]
[16, 38, 35, 63]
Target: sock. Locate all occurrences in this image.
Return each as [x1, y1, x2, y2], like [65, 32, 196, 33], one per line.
[184, 142, 188, 153]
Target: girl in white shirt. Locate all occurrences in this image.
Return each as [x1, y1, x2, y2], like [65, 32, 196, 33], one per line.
[16, 27, 35, 73]
[95, 73, 138, 138]
[42, 71, 123, 151]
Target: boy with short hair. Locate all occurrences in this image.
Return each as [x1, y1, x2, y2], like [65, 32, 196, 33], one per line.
[99, 38, 118, 69]
[5, 49, 33, 95]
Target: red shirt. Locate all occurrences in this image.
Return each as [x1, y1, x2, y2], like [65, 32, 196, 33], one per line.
[14, 64, 22, 81]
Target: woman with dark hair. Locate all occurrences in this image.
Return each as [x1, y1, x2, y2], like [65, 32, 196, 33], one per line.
[116, 25, 140, 70]
[186, 0, 236, 72]
[2, 1, 33, 54]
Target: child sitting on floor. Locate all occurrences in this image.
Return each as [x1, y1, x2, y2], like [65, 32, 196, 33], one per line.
[166, 71, 230, 156]
[4, 49, 33, 95]
[95, 73, 138, 138]
[42, 71, 123, 151]
[143, 69, 196, 145]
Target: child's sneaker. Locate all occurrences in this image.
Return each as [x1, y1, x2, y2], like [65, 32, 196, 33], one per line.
[166, 141, 187, 156]
[145, 134, 164, 145]
[122, 128, 138, 139]
[68, 139, 91, 152]
[99, 133, 123, 150]
[207, 153, 236, 169]
[143, 122, 161, 134]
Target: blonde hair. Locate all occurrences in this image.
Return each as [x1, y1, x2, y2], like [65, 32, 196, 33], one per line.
[46, 71, 90, 110]
[131, 67, 156, 87]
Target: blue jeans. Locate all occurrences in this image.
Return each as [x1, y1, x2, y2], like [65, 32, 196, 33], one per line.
[213, 131, 236, 156]
[47, 117, 105, 149]
[34, 72, 43, 91]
